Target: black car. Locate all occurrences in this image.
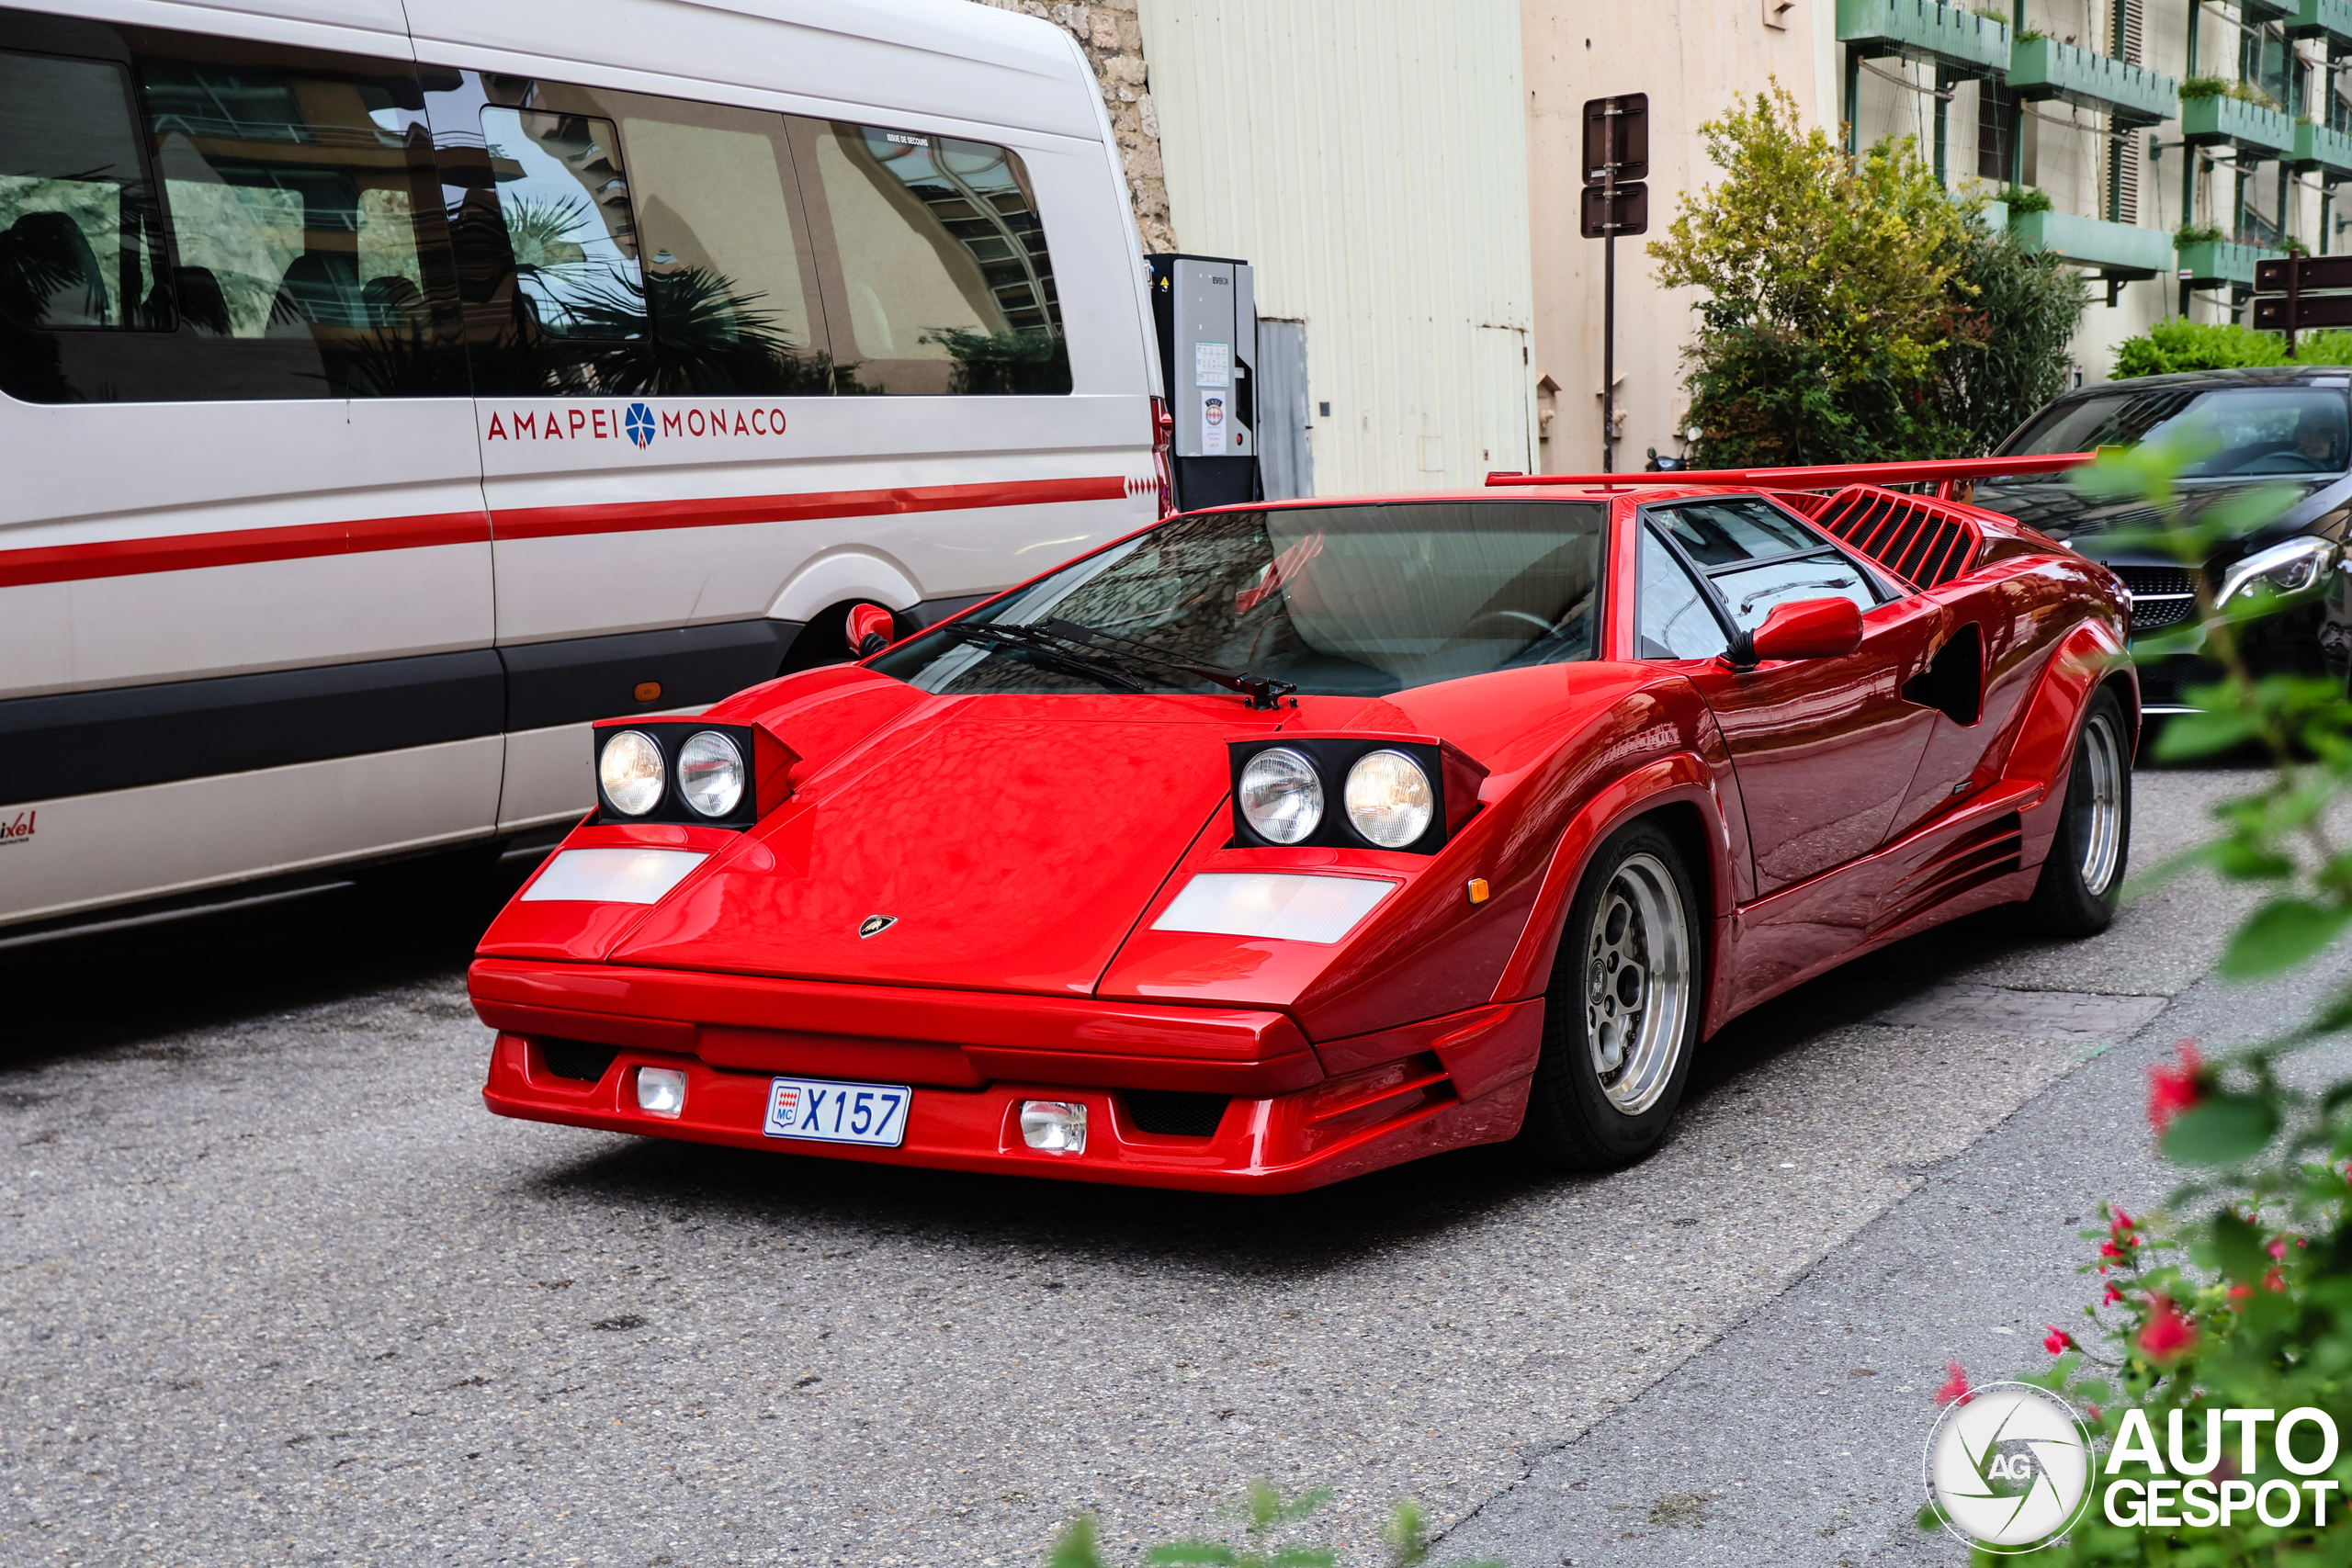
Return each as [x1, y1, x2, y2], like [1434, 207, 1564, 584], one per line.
[1973, 367, 2351, 717]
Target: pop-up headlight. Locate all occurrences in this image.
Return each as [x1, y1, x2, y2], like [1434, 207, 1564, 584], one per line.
[1226, 735, 1487, 854]
[589, 720, 794, 829]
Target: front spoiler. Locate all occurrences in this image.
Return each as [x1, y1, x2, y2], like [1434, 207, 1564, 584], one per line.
[481, 1030, 1535, 1194]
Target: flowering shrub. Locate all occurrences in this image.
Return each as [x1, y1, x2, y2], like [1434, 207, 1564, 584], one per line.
[1923, 438, 2352, 1563]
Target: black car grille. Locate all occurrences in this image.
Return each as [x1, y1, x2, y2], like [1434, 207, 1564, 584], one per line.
[2114, 566, 2198, 635]
[1124, 1090, 1230, 1138]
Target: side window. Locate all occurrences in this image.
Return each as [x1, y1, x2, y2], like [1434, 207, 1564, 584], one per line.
[793, 119, 1069, 395]
[0, 16, 463, 403]
[1637, 527, 1730, 660]
[0, 50, 168, 344]
[443, 76, 830, 396]
[1651, 495, 1887, 638]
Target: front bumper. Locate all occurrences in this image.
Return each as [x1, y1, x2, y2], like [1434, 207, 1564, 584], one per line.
[471, 959, 1542, 1193]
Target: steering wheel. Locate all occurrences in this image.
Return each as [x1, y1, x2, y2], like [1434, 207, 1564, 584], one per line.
[1459, 609, 1562, 639]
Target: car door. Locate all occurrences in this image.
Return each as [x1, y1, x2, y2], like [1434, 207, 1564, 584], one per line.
[1636, 495, 1942, 895]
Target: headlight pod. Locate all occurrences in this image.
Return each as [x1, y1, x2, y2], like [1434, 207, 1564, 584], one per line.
[1227, 735, 1487, 854]
[2217, 536, 2342, 611]
[1238, 747, 1323, 843]
[1345, 750, 1434, 849]
[591, 721, 775, 828]
[597, 729, 665, 817]
[676, 730, 745, 818]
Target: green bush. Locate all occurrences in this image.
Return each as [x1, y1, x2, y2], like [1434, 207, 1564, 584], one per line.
[2181, 75, 2232, 100]
[2112, 319, 2352, 378]
[2002, 184, 2056, 214]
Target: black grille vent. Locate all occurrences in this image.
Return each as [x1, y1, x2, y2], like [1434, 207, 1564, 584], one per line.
[540, 1041, 618, 1083]
[1809, 486, 1985, 589]
[2113, 566, 2198, 634]
[1124, 1090, 1229, 1139]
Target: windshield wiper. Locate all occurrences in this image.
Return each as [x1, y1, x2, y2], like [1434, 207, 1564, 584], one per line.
[938, 622, 1151, 695]
[1033, 617, 1297, 709]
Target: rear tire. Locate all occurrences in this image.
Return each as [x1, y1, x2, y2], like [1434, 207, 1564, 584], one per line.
[2028, 685, 2132, 938]
[1517, 820, 1703, 1170]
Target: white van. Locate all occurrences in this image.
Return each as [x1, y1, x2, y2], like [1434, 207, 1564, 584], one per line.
[0, 0, 1166, 937]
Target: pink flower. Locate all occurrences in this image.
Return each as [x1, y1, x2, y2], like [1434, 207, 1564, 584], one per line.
[2264, 1267, 2285, 1292]
[2148, 1043, 2204, 1134]
[2110, 1205, 2136, 1232]
[2087, 1404, 2104, 1423]
[1934, 1362, 1973, 1406]
[2103, 1282, 2125, 1306]
[2043, 1326, 2075, 1355]
[2140, 1298, 2197, 1362]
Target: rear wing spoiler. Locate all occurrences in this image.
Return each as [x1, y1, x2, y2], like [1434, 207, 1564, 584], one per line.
[1484, 452, 2095, 501]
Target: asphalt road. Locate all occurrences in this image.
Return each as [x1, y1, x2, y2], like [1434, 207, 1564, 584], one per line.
[1, 763, 2329, 1567]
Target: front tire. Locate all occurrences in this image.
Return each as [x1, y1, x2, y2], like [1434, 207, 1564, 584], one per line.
[1518, 820, 1703, 1170]
[2028, 685, 2132, 937]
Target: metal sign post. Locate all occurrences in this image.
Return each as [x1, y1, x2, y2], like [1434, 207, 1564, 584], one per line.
[1581, 95, 1648, 472]
[2253, 254, 2352, 342]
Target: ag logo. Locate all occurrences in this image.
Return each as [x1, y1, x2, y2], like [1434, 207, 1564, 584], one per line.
[857, 915, 898, 938]
[1925, 1382, 2096, 1551]
[624, 401, 656, 449]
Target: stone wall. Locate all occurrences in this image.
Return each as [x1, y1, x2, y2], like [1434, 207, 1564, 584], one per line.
[966, 0, 1176, 252]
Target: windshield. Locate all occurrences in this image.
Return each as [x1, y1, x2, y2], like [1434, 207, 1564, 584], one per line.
[870, 502, 1606, 699]
[2003, 385, 2352, 477]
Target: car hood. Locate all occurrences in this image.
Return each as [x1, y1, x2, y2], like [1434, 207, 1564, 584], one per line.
[606, 694, 1284, 996]
[1971, 476, 2335, 560]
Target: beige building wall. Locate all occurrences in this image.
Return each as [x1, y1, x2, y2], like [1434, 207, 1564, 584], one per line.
[1521, 2, 1838, 472]
[1136, 0, 1538, 494]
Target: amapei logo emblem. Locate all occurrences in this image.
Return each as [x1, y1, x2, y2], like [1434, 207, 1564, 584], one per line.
[625, 402, 656, 449]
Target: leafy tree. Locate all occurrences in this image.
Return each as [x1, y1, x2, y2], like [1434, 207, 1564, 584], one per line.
[1936, 223, 2089, 453]
[1650, 82, 1975, 465]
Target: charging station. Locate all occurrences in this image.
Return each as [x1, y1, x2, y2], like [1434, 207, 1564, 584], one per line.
[1147, 254, 1261, 511]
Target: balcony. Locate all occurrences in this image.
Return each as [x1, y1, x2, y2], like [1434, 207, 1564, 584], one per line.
[2242, 0, 2296, 20]
[1835, 0, 2009, 73]
[2010, 210, 2175, 278]
[2006, 39, 2178, 129]
[2177, 240, 2283, 289]
[2286, 0, 2352, 50]
[2294, 119, 2352, 180]
[2180, 94, 2297, 158]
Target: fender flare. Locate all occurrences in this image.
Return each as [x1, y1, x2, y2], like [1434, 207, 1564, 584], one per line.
[1488, 752, 1738, 1006]
[767, 550, 922, 624]
[1998, 618, 2132, 855]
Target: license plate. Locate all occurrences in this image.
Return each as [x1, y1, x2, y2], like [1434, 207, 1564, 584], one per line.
[762, 1076, 911, 1147]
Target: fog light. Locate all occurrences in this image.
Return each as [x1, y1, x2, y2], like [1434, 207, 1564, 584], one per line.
[1019, 1100, 1088, 1154]
[637, 1066, 686, 1118]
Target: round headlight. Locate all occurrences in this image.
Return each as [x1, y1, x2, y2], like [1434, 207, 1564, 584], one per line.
[598, 729, 666, 816]
[1345, 750, 1433, 848]
[1238, 747, 1323, 844]
[677, 730, 746, 818]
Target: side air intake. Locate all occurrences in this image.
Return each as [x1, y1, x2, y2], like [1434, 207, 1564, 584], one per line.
[1807, 486, 1985, 590]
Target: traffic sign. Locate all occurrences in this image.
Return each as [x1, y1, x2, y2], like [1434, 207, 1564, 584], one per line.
[2255, 254, 2352, 293]
[2253, 292, 2352, 329]
[1580, 182, 1649, 238]
[1582, 95, 1648, 185]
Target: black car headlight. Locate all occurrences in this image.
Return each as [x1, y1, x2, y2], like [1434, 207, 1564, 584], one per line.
[1227, 736, 1486, 854]
[592, 721, 776, 828]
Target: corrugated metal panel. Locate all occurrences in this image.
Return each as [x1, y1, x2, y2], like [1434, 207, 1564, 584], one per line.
[1138, 0, 1535, 495]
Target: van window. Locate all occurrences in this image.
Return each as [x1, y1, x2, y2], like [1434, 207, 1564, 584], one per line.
[795, 121, 1069, 395]
[0, 17, 465, 403]
[448, 78, 831, 396]
[0, 50, 168, 338]
[479, 106, 645, 340]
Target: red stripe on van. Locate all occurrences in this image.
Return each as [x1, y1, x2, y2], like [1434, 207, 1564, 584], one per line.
[490, 475, 1132, 540]
[0, 476, 1131, 589]
[0, 513, 491, 590]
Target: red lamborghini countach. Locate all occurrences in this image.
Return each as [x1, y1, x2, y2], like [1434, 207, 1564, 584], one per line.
[470, 461, 2132, 1191]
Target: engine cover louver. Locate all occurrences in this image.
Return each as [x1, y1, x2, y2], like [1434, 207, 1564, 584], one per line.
[1806, 485, 1985, 590]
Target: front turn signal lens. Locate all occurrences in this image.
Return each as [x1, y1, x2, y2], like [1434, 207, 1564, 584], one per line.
[598, 729, 666, 816]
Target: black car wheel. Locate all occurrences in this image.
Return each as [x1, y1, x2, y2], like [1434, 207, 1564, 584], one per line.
[1518, 819, 1703, 1169]
[2028, 686, 2132, 937]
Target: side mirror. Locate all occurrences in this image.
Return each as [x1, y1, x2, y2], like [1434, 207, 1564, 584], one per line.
[1736, 596, 1864, 663]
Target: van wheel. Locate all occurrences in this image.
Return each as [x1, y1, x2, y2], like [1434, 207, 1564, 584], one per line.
[1517, 820, 1703, 1170]
[2028, 686, 2132, 937]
